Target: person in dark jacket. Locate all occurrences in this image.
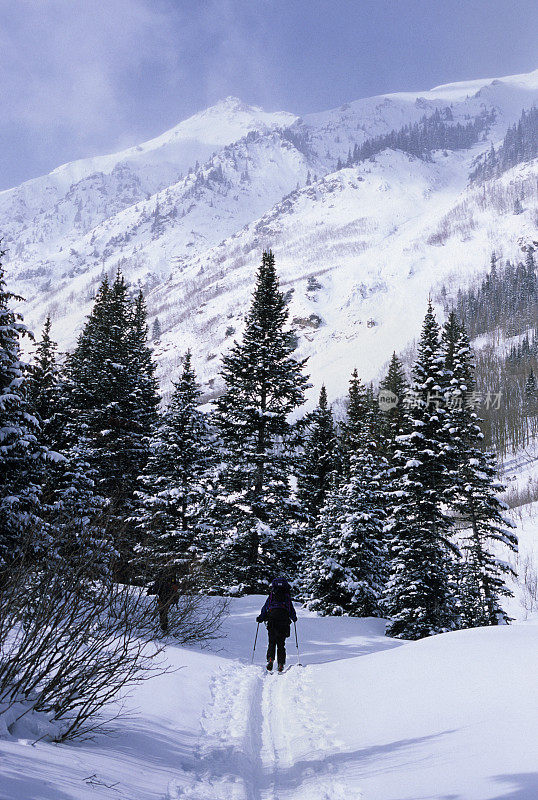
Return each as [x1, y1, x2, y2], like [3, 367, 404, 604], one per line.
[256, 577, 297, 672]
[147, 567, 180, 633]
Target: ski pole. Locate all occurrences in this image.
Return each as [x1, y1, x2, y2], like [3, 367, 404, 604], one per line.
[251, 623, 260, 664]
[294, 621, 302, 666]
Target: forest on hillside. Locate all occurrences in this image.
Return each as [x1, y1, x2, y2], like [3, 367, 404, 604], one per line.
[439, 248, 538, 465]
[0, 245, 521, 737]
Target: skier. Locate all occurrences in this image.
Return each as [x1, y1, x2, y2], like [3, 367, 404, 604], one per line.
[256, 577, 297, 672]
[147, 566, 180, 634]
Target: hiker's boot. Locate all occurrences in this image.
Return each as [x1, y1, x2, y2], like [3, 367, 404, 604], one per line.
[278, 663, 284, 673]
[266, 659, 274, 672]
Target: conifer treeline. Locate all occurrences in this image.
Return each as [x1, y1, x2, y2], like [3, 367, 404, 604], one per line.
[1, 250, 517, 640]
[338, 107, 494, 170]
[442, 248, 538, 457]
[470, 106, 537, 183]
[449, 251, 537, 340]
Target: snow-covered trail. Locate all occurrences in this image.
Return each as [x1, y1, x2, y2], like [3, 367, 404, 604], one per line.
[167, 661, 352, 800]
[1, 587, 538, 799]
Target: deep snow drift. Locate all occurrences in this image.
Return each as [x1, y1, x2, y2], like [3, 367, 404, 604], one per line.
[1, 555, 537, 800]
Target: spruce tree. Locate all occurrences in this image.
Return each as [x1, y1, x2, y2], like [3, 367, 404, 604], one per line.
[294, 385, 340, 596]
[28, 315, 64, 447]
[0, 254, 45, 568]
[384, 302, 457, 639]
[64, 272, 159, 569]
[379, 352, 408, 447]
[27, 316, 111, 575]
[128, 290, 160, 474]
[152, 317, 162, 341]
[340, 369, 370, 478]
[209, 251, 309, 592]
[135, 351, 212, 575]
[442, 318, 518, 626]
[525, 368, 537, 409]
[296, 385, 340, 523]
[305, 381, 386, 616]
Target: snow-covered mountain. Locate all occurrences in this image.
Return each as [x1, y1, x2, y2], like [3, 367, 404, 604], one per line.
[3, 70, 538, 400]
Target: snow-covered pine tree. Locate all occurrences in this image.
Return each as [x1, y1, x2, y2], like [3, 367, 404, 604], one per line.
[26, 317, 111, 575]
[45, 443, 111, 575]
[296, 385, 340, 523]
[0, 254, 46, 568]
[379, 351, 408, 451]
[339, 369, 370, 478]
[294, 385, 340, 595]
[304, 375, 386, 616]
[441, 314, 518, 626]
[384, 301, 457, 639]
[28, 315, 64, 448]
[304, 465, 386, 617]
[152, 317, 162, 342]
[135, 350, 212, 576]
[64, 272, 159, 570]
[209, 251, 309, 593]
[128, 289, 160, 474]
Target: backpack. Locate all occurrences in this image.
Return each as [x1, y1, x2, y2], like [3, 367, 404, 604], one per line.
[267, 580, 291, 624]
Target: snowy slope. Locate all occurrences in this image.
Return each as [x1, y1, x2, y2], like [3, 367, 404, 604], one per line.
[0, 97, 297, 226]
[1, 584, 537, 799]
[150, 152, 538, 402]
[298, 68, 538, 170]
[2, 70, 538, 399]
[1, 491, 537, 799]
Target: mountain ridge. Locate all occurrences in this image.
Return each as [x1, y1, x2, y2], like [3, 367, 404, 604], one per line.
[3, 68, 537, 402]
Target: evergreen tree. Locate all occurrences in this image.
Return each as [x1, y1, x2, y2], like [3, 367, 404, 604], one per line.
[152, 316, 162, 341]
[525, 368, 537, 409]
[379, 351, 408, 450]
[135, 351, 212, 575]
[208, 251, 309, 592]
[129, 290, 160, 462]
[442, 319, 518, 627]
[384, 302, 457, 639]
[45, 443, 110, 576]
[64, 272, 159, 569]
[0, 254, 45, 568]
[294, 385, 340, 594]
[296, 385, 340, 523]
[339, 369, 370, 478]
[28, 315, 63, 447]
[304, 458, 386, 617]
[305, 382, 386, 616]
[27, 316, 111, 575]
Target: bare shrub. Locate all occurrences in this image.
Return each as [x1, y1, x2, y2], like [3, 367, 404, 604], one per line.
[156, 588, 228, 646]
[427, 201, 477, 246]
[0, 555, 166, 740]
[503, 476, 538, 513]
[0, 545, 227, 741]
[517, 552, 538, 617]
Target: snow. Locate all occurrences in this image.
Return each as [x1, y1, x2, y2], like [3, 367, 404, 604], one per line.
[317, 625, 538, 800]
[0, 97, 297, 198]
[2, 68, 537, 406]
[1, 572, 537, 799]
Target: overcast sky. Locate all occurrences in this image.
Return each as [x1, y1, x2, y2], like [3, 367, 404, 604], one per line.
[1, 0, 536, 190]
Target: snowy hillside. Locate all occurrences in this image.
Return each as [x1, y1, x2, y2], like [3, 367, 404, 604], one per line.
[2, 69, 538, 399]
[1, 551, 537, 799]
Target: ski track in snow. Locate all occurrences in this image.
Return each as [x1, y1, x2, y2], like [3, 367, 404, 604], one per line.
[166, 662, 360, 800]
